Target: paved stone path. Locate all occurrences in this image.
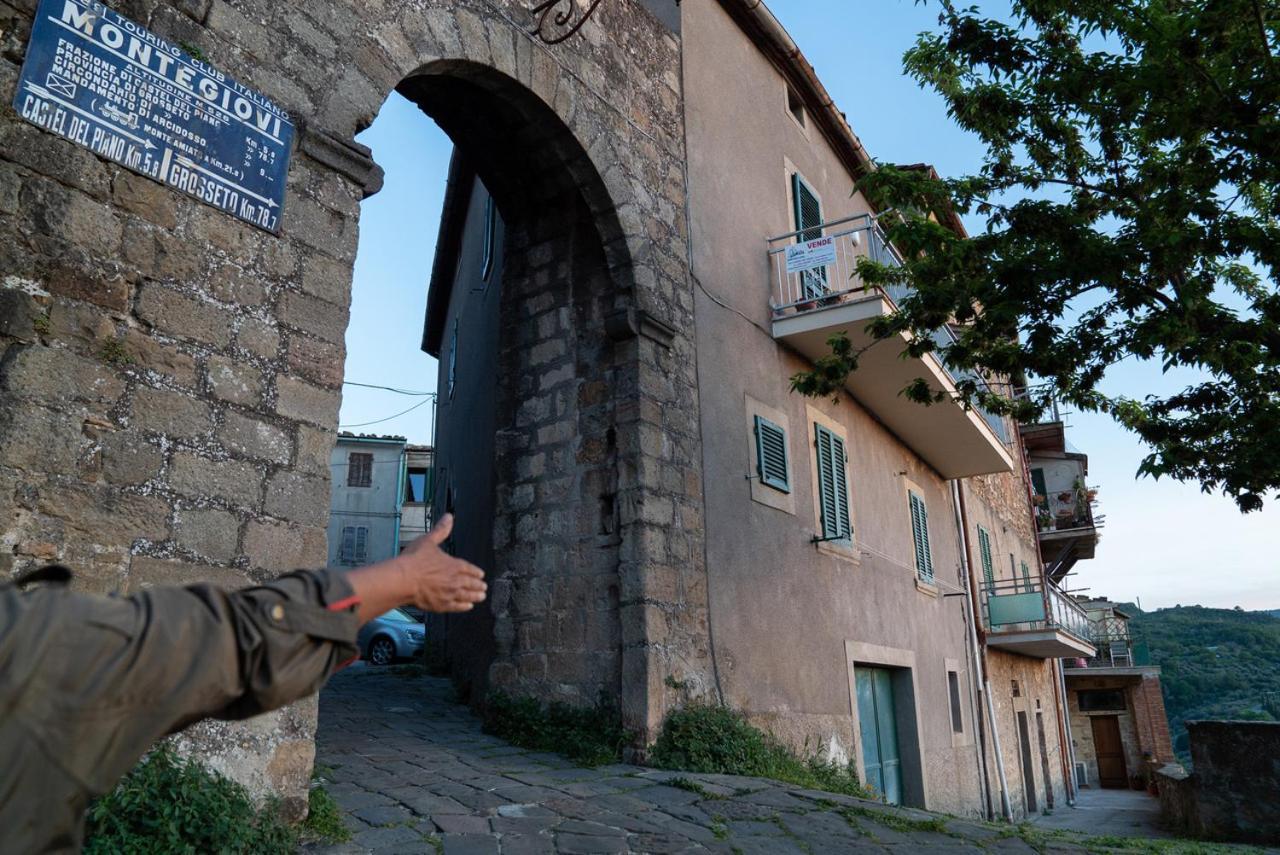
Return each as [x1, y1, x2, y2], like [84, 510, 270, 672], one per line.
[1028, 788, 1170, 840]
[306, 667, 1253, 854]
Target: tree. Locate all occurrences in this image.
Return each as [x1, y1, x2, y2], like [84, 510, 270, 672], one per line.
[791, 0, 1280, 511]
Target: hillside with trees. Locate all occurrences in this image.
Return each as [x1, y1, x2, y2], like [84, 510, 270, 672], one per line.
[1126, 606, 1280, 758]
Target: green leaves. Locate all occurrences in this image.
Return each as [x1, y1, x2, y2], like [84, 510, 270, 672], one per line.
[792, 0, 1280, 511]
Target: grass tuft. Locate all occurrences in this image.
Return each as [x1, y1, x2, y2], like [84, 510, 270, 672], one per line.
[649, 704, 870, 798]
[301, 784, 350, 844]
[483, 690, 633, 767]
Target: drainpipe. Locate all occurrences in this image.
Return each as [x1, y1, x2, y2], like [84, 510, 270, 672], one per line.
[1054, 658, 1079, 805]
[956, 481, 1013, 821]
[393, 446, 406, 554]
[950, 479, 994, 820]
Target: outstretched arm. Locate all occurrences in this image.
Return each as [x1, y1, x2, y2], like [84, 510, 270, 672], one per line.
[345, 514, 486, 623]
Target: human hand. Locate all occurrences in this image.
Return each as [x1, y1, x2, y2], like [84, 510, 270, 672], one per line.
[395, 514, 487, 613]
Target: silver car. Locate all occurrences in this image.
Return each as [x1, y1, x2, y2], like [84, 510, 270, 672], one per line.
[356, 607, 425, 665]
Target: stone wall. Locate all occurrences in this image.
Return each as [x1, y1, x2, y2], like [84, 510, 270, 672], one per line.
[0, 0, 713, 808]
[1157, 721, 1280, 844]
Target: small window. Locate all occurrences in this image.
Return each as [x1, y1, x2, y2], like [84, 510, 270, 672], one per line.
[480, 195, 497, 281]
[786, 85, 805, 128]
[405, 467, 431, 503]
[909, 491, 933, 581]
[1078, 689, 1126, 712]
[948, 671, 964, 733]
[347, 452, 373, 488]
[754, 415, 790, 493]
[814, 423, 851, 542]
[340, 524, 369, 564]
[977, 525, 995, 588]
[447, 318, 459, 400]
[1030, 467, 1048, 500]
[1011, 679, 1021, 698]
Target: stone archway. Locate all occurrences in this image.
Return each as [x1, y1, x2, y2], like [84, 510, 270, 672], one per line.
[0, 0, 711, 813]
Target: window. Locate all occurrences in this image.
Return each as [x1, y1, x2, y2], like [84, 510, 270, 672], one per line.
[947, 670, 964, 733]
[1078, 689, 1126, 712]
[1011, 679, 1021, 698]
[791, 173, 827, 299]
[339, 525, 368, 564]
[977, 525, 995, 588]
[1030, 467, 1048, 499]
[347, 452, 373, 488]
[908, 491, 933, 581]
[447, 318, 458, 400]
[754, 415, 790, 493]
[405, 467, 431, 503]
[786, 85, 806, 128]
[814, 423, 851, 542]
[480, 194, 497, 281]
[1020, 560, 1033, 592]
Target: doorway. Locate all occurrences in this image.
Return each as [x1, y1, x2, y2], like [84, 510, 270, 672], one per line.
[855, 666, 903, 805]
[1016, 711, 1038, 814]
[1090, 715, 1129, 788]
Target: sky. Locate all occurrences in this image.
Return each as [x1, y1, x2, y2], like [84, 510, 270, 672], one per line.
[339, 0, 1278, 612]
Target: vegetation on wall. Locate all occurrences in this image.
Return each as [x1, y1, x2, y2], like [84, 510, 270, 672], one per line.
[1127, 605, 1280, 757]
[650, 705, 869, 798]
[482, 691, 632, 767]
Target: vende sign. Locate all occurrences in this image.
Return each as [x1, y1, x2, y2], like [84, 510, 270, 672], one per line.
[784, 236, 837, 274]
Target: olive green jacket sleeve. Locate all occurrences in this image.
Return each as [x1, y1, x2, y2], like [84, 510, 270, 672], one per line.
[0, 568, 361, 854]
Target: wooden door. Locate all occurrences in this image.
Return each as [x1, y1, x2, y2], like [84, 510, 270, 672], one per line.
[856, 667, 903, 805]
[1091, 715, 1128, 788]
[1016, 711, 1038, 814]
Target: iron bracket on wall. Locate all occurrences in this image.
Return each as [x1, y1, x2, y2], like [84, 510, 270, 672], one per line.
[529, 0, 607, 44]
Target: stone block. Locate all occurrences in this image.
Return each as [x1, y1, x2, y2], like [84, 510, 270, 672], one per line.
[37, 483, 170, 544]
[0, 288, 40, 341]
[243, 518, 306, 573]
[207, 262, 268, 307]
[20, 179, 122, 258]
[264, 470, 328, 526]
[285, 334, 343, 389]
[219, 412, 293, 464]
[276, 375, 340, 427]
[207, 355, 264, 406]
[295, 425, 335, 475]
[278, 290, 349, 344]
[169, 452, 261, 509]
[174, 507, 241, 563]
[125, 555, 250, 592]
[0, 403, 83, 475]
[0, 344, 125, 407]
[136, 284, 233, 348]
[132, 386, 213, 438]
[124, 330, 198, 387]
[237, 317, 280, 360]
[48, 299, 119, 348]
[112, 170, 178, 229]
[100, 431, 164, 487]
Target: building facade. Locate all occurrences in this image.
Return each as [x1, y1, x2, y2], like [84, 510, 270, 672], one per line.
[325, 434, 406, 568]
[399, 444, 435, 550]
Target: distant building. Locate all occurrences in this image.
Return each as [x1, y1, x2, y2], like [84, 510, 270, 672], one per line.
[326, 434, 407, 568]
[1063, 597, 1175, 790]
[399, 444, 435, 551]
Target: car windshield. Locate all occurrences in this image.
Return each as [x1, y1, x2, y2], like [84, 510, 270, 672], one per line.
[380, 608, 415, 623]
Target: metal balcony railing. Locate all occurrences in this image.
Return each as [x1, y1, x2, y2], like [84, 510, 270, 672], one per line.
[1067, 620, 1152, 669]
[1035, 485, 1097, 534]
[766, 215, 1010, 444]
[980, 575, 1093, 646]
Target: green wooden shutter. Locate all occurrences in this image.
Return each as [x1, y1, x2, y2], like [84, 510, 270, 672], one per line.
[754, 415, 790, 493]
[1030, 468, 1048, 499]
[978, 525, 994, 588]
[1020, 560, 1032, 592]
[340, 526, 355, 563]
[815, 424, 851, 541]
[909, 492, 933, 581]
[355, 526, 368, 563]
[792, 173, 827, 298]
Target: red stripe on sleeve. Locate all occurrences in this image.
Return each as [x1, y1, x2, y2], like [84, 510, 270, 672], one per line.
[328, 595, 361, 612]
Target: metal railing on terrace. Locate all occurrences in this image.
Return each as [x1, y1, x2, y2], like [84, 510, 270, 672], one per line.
[1036, 484, 1098, 534]
[767, 215, 1010, 444]
[979, 575, 1093, 646]
[1068, 620, 1152, 669]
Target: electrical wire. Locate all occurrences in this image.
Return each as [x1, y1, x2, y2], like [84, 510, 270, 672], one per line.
[343, 381, 437, 396]
[338, 396, 434, 428]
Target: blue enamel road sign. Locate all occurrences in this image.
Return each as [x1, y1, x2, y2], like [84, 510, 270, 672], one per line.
[13, 0, 294, 233]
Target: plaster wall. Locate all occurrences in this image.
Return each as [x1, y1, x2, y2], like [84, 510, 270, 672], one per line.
[682, 0, 988, 816]
[326, 438, 404, 567]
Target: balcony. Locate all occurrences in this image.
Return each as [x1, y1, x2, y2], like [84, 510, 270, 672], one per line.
[768, 215, 1013, 479]
[979, 577, 1096, 659]
[1063, 619, 1155, 674]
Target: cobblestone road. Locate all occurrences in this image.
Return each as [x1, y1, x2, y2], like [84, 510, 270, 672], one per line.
[307, 667, 1226, 854]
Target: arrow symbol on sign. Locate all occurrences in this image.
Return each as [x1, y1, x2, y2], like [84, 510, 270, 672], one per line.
[174, 154, 279, 208]
[26, 83, 155, 150]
